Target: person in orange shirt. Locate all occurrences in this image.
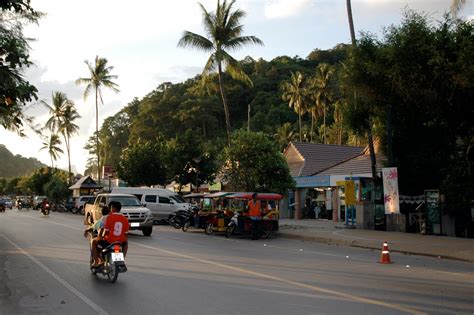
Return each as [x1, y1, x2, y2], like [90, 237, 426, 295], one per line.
[247, 193, 261, 240]
[93, 201, 129, 266]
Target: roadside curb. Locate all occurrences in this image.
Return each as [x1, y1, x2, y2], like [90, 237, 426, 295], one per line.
[277, 232, 474, 263]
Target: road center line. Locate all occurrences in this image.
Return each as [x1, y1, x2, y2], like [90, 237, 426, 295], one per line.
[0, 233, 108, 315]
[13, 212, 425, 314]
[130, 241, 425, 315]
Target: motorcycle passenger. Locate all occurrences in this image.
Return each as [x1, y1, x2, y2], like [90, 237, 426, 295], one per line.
[93, 201, 129, 267]
[86, 206, 110, 266]
[247, 193, 261, 240]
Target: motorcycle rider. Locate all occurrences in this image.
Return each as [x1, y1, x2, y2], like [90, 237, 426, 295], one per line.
[92, 201, 129, 267]
[41, 198, 50, 215]
[85, 206, 110, 266]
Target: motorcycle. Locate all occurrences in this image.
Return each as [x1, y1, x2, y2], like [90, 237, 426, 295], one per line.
[89, 240, 127, 283]
[41, 202, 50, 216]
[168, 209, 192, 229]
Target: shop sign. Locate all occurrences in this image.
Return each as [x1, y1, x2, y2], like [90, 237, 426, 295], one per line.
[336, 180, 355, 205]
[425, 190, 440, 224]
[294, 175, 330, 188]
[209, 182, 222, 191]
[382, 167, 400, 214]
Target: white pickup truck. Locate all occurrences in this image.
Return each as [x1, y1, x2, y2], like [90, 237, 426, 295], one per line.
[84, 193, 154, 236]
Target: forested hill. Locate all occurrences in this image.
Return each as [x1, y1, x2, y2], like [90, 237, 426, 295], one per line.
[0, 144, 45, 178]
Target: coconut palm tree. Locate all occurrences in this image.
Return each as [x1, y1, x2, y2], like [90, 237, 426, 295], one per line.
[58, 103, 81, 184]
[309, 63, 333, 144]
[41, 134, 63, 168]
[282, 71, 308, 142]
[42, 91, 80, 183]
[76, 56, 119, 183]
[178, 0, 263, 144]
[274, 122, 297, 151]
[346, 0, 356, 46]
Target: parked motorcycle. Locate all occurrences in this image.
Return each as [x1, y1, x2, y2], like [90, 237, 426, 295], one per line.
[168, 209, 192, 229]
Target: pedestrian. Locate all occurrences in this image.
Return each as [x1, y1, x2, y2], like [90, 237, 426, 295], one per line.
[247, 193, 261, 240]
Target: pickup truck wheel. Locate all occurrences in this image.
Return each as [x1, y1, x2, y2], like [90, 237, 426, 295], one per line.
[86, 214, 93, 225]
[142, 227, 153, 237]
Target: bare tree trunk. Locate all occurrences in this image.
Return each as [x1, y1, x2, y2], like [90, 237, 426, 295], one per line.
[95, 88, 101, 184]
[346, 0, 356, 46]
[247, 104, 251, 132]
[63, 133, 72, 185]
[217, 62, 231, 145]
[298, 106, 302, 142]
[310, 111, 314, 142]
[368, 128, 377, 178]
[323, 102, 326, 144]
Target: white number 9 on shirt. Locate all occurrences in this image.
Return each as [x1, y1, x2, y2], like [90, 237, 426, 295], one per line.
[113, 222, 123, 236]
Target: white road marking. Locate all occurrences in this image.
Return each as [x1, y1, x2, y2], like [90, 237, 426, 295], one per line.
[7, 212, 435, 314]
[0, 233, 108, 315]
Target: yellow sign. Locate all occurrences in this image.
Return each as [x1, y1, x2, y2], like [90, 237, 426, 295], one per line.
[336, 181, 347, 186]
[345, 181, 355, 205]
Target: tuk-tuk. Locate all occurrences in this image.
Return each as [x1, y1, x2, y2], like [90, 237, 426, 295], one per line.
[225, 192, 282, 239]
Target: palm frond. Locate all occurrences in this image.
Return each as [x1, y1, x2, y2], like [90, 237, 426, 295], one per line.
[225, 35, 264, 51]
[178, 31, 214, 51]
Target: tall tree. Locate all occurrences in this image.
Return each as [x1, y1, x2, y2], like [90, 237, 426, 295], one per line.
[58, 103, 80, 183]
[309, 63, 333, 144]
[76, 56, 119, 183]
[178, 0, 263, 144]
[451, 0, 466, 18]
[41, 91, 80, 183]
[0, 0, 41, 135]
[40, 134, 63, 168]
[281, 71, 308, 142]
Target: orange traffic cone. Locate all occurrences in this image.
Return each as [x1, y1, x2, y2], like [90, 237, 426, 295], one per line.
[379, 241, 392, 264]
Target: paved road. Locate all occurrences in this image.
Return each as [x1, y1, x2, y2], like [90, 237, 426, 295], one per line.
[0, 209, 473, 315]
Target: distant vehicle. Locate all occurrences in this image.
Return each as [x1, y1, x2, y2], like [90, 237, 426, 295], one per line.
[111, 187, 192, 221]
[85, 193, 154, 236]
[64, 197, 75, 212]
[75, 196, 95, 215]
[4, 198, 13, 209]
[33, 196, 47, 210]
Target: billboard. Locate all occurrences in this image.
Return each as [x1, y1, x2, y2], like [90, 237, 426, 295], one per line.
[382, 167, 400, 214]
[102, 165, 115, 180]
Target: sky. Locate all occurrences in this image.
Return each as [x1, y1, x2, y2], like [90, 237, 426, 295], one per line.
[1, 0, 472, 174]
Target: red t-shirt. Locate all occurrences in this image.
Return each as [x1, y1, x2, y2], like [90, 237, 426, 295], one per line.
[104, 213, 129, 243]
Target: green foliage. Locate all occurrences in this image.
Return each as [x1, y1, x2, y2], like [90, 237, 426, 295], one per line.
[0, 144, 45, 178]
[116, 142, 167, 187]
[221, 129, 294, 193]
[165, 130, 219, 191]
[43, 176, 69, 203]
[0, 0, 41, 135]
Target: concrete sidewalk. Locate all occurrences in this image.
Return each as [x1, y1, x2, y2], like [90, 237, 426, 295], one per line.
[277, 219, 474, 262]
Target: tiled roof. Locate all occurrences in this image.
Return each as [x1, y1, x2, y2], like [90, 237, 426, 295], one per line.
[317, 153, 387, 176]
[285, 142, 364, 177]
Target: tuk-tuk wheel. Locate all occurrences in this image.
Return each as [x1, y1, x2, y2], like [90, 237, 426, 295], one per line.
[260, 223, 272, 239]
[225, 225, 234, 238]
[205, 222, 214, 235]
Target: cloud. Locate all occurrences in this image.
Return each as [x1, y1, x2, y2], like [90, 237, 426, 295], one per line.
[264, 0, 311, 19]
[153, 66, 202, 84]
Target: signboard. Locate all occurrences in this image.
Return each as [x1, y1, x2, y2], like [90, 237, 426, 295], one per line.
[208, 182, 222, 191]
[336, 180, 355, 205]
[425, 190, 440, 224]
[294, 175, 330, 188]
[102, 165, 115, 180]
[382, 167, 400, 214]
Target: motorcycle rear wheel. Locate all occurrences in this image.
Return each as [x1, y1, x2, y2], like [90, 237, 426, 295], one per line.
[106, 259, 119, 283]
[182, 221, 190, 232]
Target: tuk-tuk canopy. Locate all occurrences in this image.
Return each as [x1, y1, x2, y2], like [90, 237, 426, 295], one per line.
[183, 193, 207, 199]
[205, 192, 235, 198]
[227, 192, 283, 200]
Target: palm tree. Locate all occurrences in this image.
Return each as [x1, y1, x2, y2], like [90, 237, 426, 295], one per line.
[274, 122, 297, 151]
[282, 71, 308, 142]
[58, 103, 81, 184]
[41, 134, 63, 168]
[76, 56, 119, 183]
[309, 63, 333, 144]
[346, 0, 356, 46]
[41, 91, 81, 183]
[178, 0, 263, 143]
